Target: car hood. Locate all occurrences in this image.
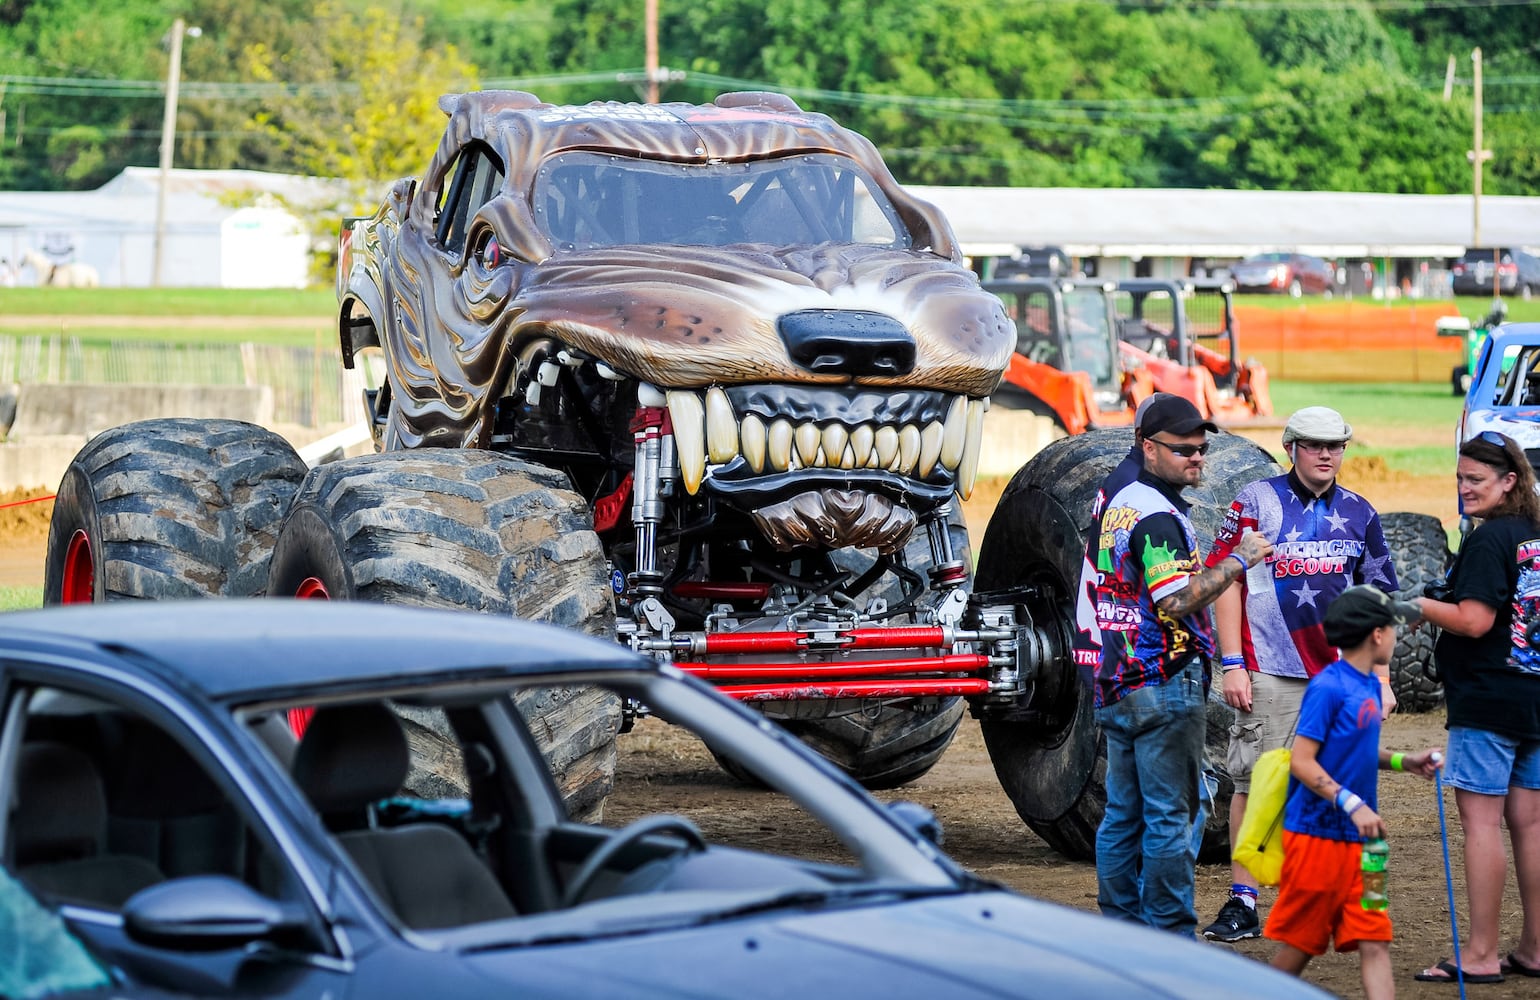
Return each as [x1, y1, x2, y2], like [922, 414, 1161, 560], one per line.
[1466, 410, 1540, 451]
[458, 893, 1324, 999]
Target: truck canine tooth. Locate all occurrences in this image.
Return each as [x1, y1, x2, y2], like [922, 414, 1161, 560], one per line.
[705, 387, 738, 463]
[768, 419, 794, 471]
[667, 391, 706, 494]
[897, 424, 921, 474]
[794, 422, 821, 467]
[840, 444, 856, 469]
[741, 414, 767, 473]
[940, 394, 967, 470]
[918, 421, 943, 478]
[958, 398, 985, 500]
[875, 425, 899, 468]
[850, 424, 874, 467]
[821, 424, 848, 466]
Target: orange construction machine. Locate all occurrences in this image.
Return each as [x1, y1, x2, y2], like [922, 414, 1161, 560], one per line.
[985, 278, 1152, 435]
[1111, 278, 1272, 425]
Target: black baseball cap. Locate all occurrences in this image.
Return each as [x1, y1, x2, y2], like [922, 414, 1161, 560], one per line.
[1138, 393, 1219, 437]
[1323, 584, 1421, 647]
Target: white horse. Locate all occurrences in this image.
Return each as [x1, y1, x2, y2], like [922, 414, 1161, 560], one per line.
[20, 249, 100, 288]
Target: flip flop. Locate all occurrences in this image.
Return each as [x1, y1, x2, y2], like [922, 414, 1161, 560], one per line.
[1414, 959, 1505, 984]
[1502, 952, 1540, 978]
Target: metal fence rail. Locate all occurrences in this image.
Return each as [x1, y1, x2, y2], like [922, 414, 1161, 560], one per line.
[0, 335, 373, 426]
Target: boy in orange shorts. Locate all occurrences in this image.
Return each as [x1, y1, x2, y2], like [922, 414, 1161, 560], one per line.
[1265, 586, 1442, 999]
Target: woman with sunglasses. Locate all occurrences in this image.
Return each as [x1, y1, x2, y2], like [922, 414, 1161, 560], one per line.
[1413, 430, 1540, 984]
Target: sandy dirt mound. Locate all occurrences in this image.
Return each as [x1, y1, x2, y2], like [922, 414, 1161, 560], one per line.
[0, 487, 55, 541]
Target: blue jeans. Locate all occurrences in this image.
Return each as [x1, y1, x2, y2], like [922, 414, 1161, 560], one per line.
[1094, 657, 1207, 937]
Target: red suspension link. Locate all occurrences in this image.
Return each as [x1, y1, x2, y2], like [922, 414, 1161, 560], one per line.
[677, 653, 989, 682]
[699, 626, 947, 655]
[721, 678, 991, 701]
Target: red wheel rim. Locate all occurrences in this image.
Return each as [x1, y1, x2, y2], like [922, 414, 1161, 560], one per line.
[61, 529, 94, 604]
[294, 577, 330, 599]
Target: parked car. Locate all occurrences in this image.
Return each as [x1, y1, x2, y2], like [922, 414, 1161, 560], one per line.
[1228, 252, 1336, 297]
[1450, 247, 1540, 299]
[1, 601, 1329, 1000]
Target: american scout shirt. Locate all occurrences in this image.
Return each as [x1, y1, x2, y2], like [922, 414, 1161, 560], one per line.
[1206, 471, 1396, 679]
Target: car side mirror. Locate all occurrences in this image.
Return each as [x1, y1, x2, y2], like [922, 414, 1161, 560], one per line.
[886, 800, 944, 847]
[123, 876, 307, 952]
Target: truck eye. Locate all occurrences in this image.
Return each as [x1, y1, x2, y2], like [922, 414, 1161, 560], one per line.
[477, 233, 502, 268]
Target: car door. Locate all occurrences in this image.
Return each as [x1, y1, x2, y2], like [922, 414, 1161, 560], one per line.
[0, 663, 351, 999]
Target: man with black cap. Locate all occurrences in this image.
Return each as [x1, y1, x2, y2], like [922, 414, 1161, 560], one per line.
[1084, 393, 1273, 938]
[1201, 406, 1399, 943]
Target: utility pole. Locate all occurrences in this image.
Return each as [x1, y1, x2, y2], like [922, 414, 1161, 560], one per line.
[153, 19, 199, 287]
[645, 0, 659, 104]
[1468, 47, 1493, 254]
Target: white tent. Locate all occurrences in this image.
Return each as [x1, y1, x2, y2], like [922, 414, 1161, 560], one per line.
[0, 167, 325, 288]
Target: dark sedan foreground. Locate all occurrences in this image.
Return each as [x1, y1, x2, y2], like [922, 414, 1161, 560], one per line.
[1, 601, 1326, 999]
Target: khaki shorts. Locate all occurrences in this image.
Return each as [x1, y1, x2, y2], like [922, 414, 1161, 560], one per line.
[1227, 671, 1308, 794]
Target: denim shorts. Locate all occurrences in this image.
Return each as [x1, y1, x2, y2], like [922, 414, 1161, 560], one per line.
[1445, 726, 1540, 795]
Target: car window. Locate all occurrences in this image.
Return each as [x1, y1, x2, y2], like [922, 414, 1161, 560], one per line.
[4, 684, 303, 916]
[1494, 344, 1540, 406]
[995, 288, 1060, 365]
[0, 866, 111, 998]
[436, 142, 507, 256]
[533, 151, 908, 251]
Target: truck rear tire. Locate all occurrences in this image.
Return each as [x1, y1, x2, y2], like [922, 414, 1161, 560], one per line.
[1381, 511, 1450, 713]
[974, 428, 1278, 860]
[44, 418, 306, 603]
[266, 450, 621, 822]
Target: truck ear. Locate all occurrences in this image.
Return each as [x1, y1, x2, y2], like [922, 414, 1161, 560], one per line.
[438, 93, 462, 116]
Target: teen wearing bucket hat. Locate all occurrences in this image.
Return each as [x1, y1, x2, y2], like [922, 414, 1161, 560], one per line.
[1202, 406, 1399, 944]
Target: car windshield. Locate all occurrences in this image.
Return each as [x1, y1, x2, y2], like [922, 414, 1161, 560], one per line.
[1459, 249, 1510, 264]
[533, 152, 910, 251]
[1245, 253, 1289, 263]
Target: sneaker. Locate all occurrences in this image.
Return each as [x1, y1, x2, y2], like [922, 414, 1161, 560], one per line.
[1202, 896, 1261, 942]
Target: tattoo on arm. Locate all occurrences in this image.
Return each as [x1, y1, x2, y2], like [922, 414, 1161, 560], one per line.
[1157, 560, 1244, 618]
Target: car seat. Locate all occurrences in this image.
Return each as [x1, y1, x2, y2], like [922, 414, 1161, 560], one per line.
[292, 703, 517, 930]
[11, 742, 164, 907]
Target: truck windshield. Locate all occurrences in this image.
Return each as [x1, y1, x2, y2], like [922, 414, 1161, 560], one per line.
[533, 152, 909, 251]
[1062, 286, 1116, 388]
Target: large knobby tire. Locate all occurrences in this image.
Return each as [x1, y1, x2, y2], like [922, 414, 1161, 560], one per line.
[266, 450, 622, 823]
[717, 512, 971, 790]
[974, 428, 1279, 860]
[44, 418, 307, 603]
[1381, 511, 1451, 712]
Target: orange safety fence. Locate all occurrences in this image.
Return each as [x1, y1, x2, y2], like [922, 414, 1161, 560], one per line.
[1234, 302, 1467, 383]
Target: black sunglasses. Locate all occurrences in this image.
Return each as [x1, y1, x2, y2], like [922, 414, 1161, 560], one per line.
[1150, 438, 1211, 458]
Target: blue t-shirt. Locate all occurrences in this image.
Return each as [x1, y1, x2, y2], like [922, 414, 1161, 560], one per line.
[1283, 658, 1383, 843]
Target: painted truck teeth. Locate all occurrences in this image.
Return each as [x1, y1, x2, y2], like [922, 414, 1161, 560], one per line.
[917, 422, 944, 478]
[821, 424, 849, 468]
[657, 391, 987, 489]
[850, 424, 874, 468]
[768, 419, 793, 472]
[740, 414, 767, 473]
[940, 395, 967, 470]
[957, 399, 985, 500]
[667, 391, 706, 495]
[705, 387, 738, 464]
[794, 422, 821, 467]
[897, 424, 921, 473]
[874, 426, 899, 468]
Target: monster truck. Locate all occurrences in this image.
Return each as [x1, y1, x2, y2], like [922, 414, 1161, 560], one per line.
[45, 90, 1276, 856]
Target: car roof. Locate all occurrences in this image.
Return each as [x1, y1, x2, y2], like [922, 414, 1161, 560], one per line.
[0, 600, 648, 703]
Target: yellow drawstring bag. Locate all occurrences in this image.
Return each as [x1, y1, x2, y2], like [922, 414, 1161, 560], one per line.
[1232, 746, 1291, 886]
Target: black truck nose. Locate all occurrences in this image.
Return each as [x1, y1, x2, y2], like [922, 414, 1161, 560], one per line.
[777, 309, 917, 378]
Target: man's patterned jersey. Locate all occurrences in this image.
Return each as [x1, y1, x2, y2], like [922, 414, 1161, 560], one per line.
[1206, 472, 1397, 679]
[1082, 470, 1213, 707]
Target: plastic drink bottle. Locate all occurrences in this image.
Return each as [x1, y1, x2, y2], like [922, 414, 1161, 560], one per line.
[1361, 837, 1389, 911]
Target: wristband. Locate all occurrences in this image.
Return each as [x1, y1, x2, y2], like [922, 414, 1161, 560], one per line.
[1221, 654, 1246, 672]
[1227, 553, 1248, 575]
[1335, 787, 1365, 816]
[1390, 752, 1405, 772]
